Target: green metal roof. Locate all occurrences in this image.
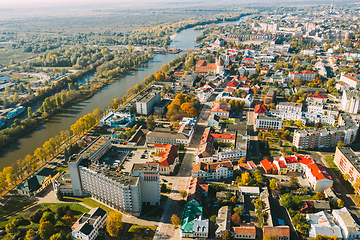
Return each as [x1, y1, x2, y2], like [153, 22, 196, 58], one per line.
[180, 202, 203, 233]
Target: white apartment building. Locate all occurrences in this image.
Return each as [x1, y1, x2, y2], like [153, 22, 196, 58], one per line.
[289, 71, 315, 81]
[341, 90, 360, 114]
[340, 74, 360, 90]
[136, 90, 161, 115]
[192, 161, 234, 180]
[216, 92, 254, 108]
[255, 114, 282, 130]
[333, 207, 360, 240]
[68, 137, 112, 196]
[268, 109, 305, 125]
[276, 102, 302, 112]
[307, 211, 342, 239]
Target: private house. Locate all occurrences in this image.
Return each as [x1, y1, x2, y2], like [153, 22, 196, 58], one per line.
[18, 168, 59, 196]
[180, 202, 209, 238]
[233, 226, 256, 239]
[71, 207, 107, 240]
[262, 226, 290, 240]
[298, 200, 331, 214]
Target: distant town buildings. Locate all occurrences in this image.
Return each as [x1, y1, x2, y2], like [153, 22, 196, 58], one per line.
[136, 90, 161, 115]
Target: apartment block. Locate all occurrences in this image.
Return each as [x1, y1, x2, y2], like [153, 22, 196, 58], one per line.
[293, 114, 358, 150]
[264, 87, 277, 105]
[136, 90, 161, 115]
[340, 74, 360, 90]
[334, 147, 360, 194]
[255, 114, 282, 130]
[276, 102, 302, 112]
[71, 207, 107, 240]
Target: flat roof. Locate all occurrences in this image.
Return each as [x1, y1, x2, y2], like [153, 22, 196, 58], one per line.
[131, 163, 159, 172]
[138, 91, 160, 103]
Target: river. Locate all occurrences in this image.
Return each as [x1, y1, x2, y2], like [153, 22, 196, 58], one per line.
[0, 15, 249, 171]
[0, 27, 201, 170]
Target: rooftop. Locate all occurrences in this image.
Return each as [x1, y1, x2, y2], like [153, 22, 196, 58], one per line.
[138, 91, 160, 103]
[131, 163, 159, 172]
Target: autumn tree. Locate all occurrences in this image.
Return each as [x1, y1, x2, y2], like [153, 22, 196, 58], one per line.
[5, 222, 17, 235]
[233, 206, 243, 216]
[210, 215, 217, 223]
[337, 199, 344, 208]
[231, 213, 241, 226]
[240, 172, 252, 186]
[25, 229, 36, 240]
[252, 169, 264, 183]
[106, 211, 123, 237]
[222, 230, 232, 240]
[238, 158, 246, 164]
[269, 179, 277, 191]
[281, 193, 293, 209]
[180, 190, 187, 199]
[315, 191, 325, 200]
[171, 214, 181, 228]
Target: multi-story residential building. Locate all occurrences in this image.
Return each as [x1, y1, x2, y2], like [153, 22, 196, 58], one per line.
[196, 142, 214, 163]
[238, 66, 256, 77]
[100, 110, 135, 129]
[208, 114, 220, 129]
[268, 109, 305, 125]
[264, 87, 277, 105]
[334, 147, 360, 194]
[293, 115, 358, 150]
[180, 202, 209, 238]
[71, 207, 107, 240]
[210, 102, 231, 119]
[306, 94, 328, 104]
[340, 73, 360, 90]
[192, 161, 233, 180]
[136, 90, 161, 115]
[289, 71, 315, 81]
[341, 90, 360, 114]
[154, 99, 171, 115]
[68, 138, 160, 216]
[332, 207, 360, 239]
[255, 114, 282, 130]
[276, 102, 302, 112]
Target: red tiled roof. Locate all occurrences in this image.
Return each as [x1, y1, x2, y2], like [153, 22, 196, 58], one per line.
[263, 226, 290, 238]
[233, 226, 256, 235]
[254, 105, 268, 114]
[155, 144, 179, 167]
[227, 80, 240, 88]
[343, 74, 360, 83]
[307, 94, 327, 99]
[261, 159, 274, 171]
[243, 57, 253, 61]
[307, 162, 332, 181]
[248, 161, 257, 169]
[210, 133, 235, 141]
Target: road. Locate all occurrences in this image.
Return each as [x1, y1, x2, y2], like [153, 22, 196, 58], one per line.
[247, 111, 260, 162]
[307, 151, 360, 218]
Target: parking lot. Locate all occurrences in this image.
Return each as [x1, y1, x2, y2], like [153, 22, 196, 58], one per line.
[119, 147, 154, 173]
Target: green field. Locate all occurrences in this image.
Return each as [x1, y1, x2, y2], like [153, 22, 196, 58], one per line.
[63, 196, 113, 213]
[0, 199, 35, 219]
[0, 202, 89, 228]
[126, 225, 157, 240]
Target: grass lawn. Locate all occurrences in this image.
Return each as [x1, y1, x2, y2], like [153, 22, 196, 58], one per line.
[220, 119, 234, 124]
[0, 199, 35, 218]
[126, 225, 157, 240]
[62, 196, 113, 213]
[292, 195, 315, 206]
[0, 202, 89, 228]
[57, 167, 69, 172]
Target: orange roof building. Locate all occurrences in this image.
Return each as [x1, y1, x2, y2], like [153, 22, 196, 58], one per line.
[153, 144, 179, 175]
[263, 226, 290, 240]
[192, 161, 233, 180]
[210, 102, 231, 119]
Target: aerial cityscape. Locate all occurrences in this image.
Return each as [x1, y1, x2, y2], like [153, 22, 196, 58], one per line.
[1, 0, 360, 239]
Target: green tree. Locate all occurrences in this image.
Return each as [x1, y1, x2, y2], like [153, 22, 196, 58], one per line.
[252, 169, 263, 183]
[281, 193, 293, 209]
[240, 172, 252, 186]
[106, 211, 123, 237]
[41, 211, 56, 224]
[171, 214, 181, 228]
[146, 115, 156, 130]
[39, 221, 55, 240]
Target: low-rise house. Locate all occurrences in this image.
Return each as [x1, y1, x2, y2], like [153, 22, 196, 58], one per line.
[261, 159, 276, 174]
[262, 226, 290, 240]
[187, 177, 209, 206]
[332, 207, 360, 239]
[152, 144, 179, 175]
[299, 200, 331, 214]
[71, 207, 107, 240]
[196, 142, 214, 163]
[307, 94, 328, 104]
[215, 206, 231, 238]
[340, 73, 360, 89]
[233, 226, 256, 239]
[192, 161, 233, 180]
[18, 168, 59, 196]
[238, 186, 260, 196]
[180, 202, 209, 238]
[208, 114, 221, 129]
[211, 102, 231, 119]
[100, 110, 135, 129]
[238, 161, 257, 172]
[307, 211, 342, 239]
